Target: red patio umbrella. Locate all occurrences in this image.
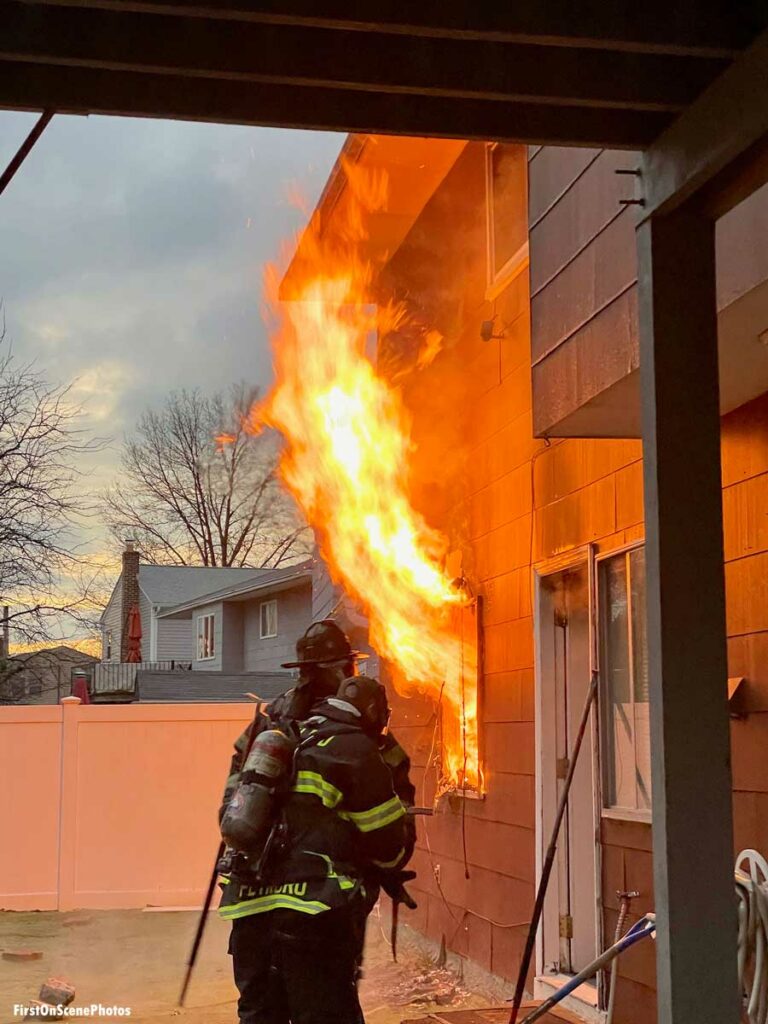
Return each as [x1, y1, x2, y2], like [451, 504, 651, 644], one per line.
[125, 604, 142, 663]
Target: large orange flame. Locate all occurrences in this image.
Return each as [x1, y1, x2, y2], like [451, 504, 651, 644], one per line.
[257, 158, 479, 789]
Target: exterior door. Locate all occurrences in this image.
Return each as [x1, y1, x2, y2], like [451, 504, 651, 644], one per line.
[537, 561, 599, 977]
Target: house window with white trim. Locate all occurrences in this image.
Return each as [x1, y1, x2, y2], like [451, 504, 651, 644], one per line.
[485, 143, 528, 297]
[598, 546, 652, 816]
[260, 599, 278, 639]
[197, 613, 215, 661]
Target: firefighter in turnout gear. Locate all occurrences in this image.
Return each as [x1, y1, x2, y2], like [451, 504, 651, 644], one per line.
[219, 620, 416, 1023]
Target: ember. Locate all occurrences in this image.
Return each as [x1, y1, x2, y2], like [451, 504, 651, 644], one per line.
[253, 159, 479, 790]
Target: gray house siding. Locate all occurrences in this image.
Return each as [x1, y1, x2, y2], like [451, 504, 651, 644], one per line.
[101, 585, 122, 663]
[155, 618, 194, 664]
[243, 583, 312, 672]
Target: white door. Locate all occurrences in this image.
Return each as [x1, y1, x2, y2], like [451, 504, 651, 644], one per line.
[537, 562, 599, 977]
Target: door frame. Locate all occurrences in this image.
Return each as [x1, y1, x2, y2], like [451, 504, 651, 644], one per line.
[533, 544, 605, 1010]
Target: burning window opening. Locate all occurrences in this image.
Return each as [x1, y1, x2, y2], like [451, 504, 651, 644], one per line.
[437, 592, 483, 798]
[234, 156, 482, 792]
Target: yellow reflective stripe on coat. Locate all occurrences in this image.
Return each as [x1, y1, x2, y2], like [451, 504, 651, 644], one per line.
[293, 770, 343, 809]
[219, 893, 331, 919]
[341, 795, 406, 832]
[371, 848, 406, 870]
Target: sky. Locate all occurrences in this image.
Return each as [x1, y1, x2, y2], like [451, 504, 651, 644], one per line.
[0, 112, 343, 501]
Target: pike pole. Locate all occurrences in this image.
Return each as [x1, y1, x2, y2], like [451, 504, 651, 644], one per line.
[178, 840, 225, 1007]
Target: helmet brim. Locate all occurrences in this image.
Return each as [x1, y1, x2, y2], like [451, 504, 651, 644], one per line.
[280, 650, 368, 669]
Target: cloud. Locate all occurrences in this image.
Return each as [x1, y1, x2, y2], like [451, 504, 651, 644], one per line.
[0, 111, 343, 563]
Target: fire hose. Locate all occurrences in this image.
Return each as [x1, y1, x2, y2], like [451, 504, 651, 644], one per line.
[516, 849, 768, 1024]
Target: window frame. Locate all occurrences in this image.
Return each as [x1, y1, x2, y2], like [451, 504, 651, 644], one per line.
[196, 612, 216, 662]
[484, 142, 530, 301]
[595, 540, 652, 823]
[259, 599, 278, 640]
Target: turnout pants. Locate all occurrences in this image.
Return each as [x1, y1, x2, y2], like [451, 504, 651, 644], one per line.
[229, 907, 364, 1024]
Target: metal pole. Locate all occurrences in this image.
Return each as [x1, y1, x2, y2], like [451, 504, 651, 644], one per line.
[178, 840, 225, 1007]
[0, 111, 54, 198]
[508, 670, 598, 1024]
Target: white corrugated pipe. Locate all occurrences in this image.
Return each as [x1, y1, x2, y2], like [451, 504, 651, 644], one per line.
[736, 850, 768, 1024]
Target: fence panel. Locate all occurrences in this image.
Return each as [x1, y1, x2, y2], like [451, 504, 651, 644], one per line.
[0, 700, 253, 911]
[0, 706, 62, 910]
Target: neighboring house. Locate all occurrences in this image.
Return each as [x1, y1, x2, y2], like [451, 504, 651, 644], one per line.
[0, 646, 99, 705]
[289, 135, 768, 1023]
[100, 544, 313, 674]
[135, 669, 291, 703]
[157, 561, 313, 674]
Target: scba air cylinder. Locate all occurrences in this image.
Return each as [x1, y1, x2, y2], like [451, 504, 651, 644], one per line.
[221, 729, 296, 856]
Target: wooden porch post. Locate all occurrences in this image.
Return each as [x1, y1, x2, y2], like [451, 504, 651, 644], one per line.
[637, 207, 738, 1024]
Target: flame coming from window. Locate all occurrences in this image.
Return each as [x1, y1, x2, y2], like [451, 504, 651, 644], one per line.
[254, 160, 479, 789]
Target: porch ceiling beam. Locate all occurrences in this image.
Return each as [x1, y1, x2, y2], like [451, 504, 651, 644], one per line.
[13, 0, 765, 57]
[0, 1, 733, 114]
[642, 26, 768, 219]
[0, 61, 672, 149]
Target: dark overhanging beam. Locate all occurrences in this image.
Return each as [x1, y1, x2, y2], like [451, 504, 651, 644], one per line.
[14, 0, 764, 56]
[637, 208, 738, 1024]
[0, 107, 53, 196]
[0, 61, 671, 149]
[0, 1, 732, 113]
[642, 26, 768, 219]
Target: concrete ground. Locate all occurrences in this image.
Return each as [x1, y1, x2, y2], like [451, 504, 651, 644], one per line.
[0, 908, 490, 1024]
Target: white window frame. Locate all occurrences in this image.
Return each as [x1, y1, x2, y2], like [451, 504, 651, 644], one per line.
[196, 613, 215, 661]
[484, 142, 530, 301]
[595, 540, 652, 824]
[259, 599, 278, 640]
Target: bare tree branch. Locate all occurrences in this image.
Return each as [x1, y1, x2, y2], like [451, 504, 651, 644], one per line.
[102, 385, 311, 568]
[0, 321, 107, 649]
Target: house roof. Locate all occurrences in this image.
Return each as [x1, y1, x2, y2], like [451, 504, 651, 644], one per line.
[135, 669, 293, 704]
[138, 564, 270, 609]
[12, 645, 99, 665]
[157, 560, 313, 619]
[281, 135, 465, 300]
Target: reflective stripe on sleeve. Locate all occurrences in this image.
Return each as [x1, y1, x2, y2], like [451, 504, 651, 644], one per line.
[340, 795, 406, 833]
[293, 770, 343, 809]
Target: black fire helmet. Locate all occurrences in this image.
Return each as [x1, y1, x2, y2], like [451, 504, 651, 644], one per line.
[282, 619, 360, 669]
[336, 675, 391, 736]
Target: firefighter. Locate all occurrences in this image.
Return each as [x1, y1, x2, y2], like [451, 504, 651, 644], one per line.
[220, 620, 416, 873]
[220, 674, 408, 1024]
[219, 620, 416, 1020]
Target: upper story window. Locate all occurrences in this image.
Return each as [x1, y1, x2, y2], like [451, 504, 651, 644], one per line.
[485, 143, 528, 298]
[598, 546, 651, 817]
[260, 599, 278, 639]
[105, 630, 112, 661]
[196, 613, 215, 661]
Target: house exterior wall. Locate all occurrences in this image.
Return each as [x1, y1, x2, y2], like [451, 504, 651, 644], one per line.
[242, 583, 312, 672]
[380, 142, 542, 984]
[101, 584, 122, 663]
[154, 616, 194, 665]
[368, 138, 768, 1024]
[529, 145, 640, 438]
